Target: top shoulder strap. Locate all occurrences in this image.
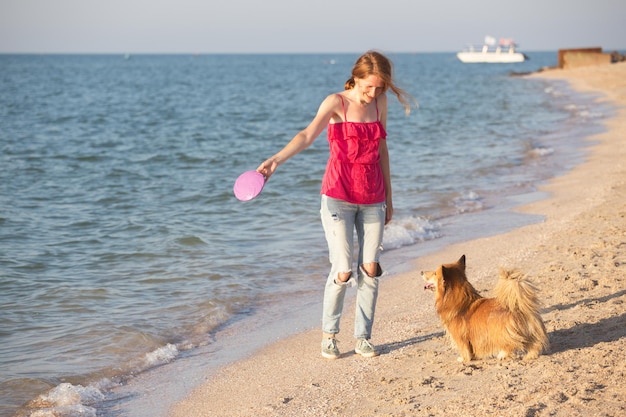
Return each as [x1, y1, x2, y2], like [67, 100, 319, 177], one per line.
[337, 94, 348, 122]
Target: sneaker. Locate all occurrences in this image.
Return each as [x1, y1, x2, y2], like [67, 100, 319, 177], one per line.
[321, 338, 340, 359]
[355, 339, 379, 358]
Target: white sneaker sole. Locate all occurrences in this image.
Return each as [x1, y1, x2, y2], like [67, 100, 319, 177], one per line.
[321, 351, 339, 359]
[355, 348, 379, 358]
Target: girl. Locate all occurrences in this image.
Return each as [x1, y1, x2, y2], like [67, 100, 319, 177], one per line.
[257, 51, 413, 359]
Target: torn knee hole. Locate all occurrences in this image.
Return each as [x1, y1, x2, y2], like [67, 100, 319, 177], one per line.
[336, 271, 352, 283]
[361, 263, 383, 278]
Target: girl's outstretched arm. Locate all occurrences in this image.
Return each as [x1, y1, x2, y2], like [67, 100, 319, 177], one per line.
[257, 94, 340, 180]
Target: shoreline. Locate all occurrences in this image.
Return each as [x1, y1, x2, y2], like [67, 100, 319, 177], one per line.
[169, 62, 626, 417]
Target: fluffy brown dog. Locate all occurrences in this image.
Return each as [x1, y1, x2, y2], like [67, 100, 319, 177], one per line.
[422, 255, 549, 362]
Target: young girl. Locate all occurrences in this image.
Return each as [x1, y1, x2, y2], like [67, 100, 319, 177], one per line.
[257, 51, 413, 359]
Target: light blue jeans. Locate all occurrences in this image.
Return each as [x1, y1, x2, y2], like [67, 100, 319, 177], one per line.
[320, 195, 386, 340]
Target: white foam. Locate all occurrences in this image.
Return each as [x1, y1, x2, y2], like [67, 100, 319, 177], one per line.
[30, 404, 97, 417]
[142, 343, 178, 368]
[383, 216, 441, 250]
[576, 109, 603, 119]
[36, 382, 104, 407]
[544, 86, 563, 97]
[564, 103, 603, 119]
[452, 191, 484, 214]
[530, 146, 555, 157]
[26, 346, 179, 416]
[29, 383, 104, 417]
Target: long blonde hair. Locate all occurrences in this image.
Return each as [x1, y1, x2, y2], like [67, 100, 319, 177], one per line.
[344, 50, 414, 115]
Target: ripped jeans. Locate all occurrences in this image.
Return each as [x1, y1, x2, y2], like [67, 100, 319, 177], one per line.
[320, 195, 386, 340]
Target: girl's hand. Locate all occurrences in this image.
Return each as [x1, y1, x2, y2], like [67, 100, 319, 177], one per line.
[257, 158, 278, 181]
[385, 199, 393, 225]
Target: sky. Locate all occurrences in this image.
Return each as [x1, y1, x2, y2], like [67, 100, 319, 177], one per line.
[1, 0, 625, 54]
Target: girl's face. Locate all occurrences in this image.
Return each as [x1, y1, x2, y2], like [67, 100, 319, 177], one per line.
[354, 74, 385, 104]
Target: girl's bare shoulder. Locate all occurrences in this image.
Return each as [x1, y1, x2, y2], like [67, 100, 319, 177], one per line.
[322, 92, 345, 105]
[318, 92, 345, 114]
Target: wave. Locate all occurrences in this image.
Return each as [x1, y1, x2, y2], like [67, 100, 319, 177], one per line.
[23, 344, 179, 417]
[383, 216, 442, 250]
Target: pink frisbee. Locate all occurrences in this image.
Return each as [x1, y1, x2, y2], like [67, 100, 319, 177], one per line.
[233, 170, 265, 201]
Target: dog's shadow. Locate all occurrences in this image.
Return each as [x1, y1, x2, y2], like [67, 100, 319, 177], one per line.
[377, 331, 446, 355]
[544, 289, 626, 355]
[547, 312, 626, 355]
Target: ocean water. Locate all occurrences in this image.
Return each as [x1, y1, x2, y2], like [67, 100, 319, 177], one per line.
[0, 52, 607, 416]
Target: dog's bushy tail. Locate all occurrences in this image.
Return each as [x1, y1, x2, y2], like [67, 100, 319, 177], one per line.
[495, 269, 550, 353]
[495, 269, 540, 314]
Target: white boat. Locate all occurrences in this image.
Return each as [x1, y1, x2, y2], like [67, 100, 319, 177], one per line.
[457, 36, 527, 63]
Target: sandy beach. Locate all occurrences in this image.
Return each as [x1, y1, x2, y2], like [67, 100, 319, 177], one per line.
[169, 62, 626, 417]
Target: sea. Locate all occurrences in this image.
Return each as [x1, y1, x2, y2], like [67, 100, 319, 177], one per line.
[0, 52, 609, 416]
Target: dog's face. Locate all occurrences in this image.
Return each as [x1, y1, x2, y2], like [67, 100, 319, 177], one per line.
[422, 270, 440, 292]
[421, 255, 467, 296]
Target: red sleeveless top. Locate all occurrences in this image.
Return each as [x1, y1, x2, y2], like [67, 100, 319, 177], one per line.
[321, 95, 387, 204]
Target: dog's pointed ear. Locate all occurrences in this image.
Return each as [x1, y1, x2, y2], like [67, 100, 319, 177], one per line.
[458, 255, 466, 270]
[439, 265, 449, 283]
